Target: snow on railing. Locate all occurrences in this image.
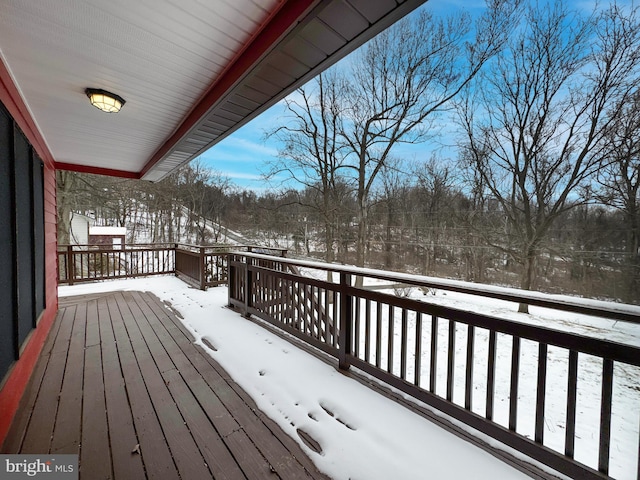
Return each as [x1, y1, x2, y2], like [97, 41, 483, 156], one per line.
[227, 252, 640, 480]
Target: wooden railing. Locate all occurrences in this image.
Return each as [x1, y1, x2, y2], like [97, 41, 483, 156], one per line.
[57, 244, 288, 288]
[227, 252, 640, 480]
[175, 244, 287, 289]
[58, 244, 176, 285]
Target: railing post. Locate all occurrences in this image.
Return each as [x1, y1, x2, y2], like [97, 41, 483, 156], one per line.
[66, 245, 74, 286]
[227, 253, 234, 308]
[199, 246, 206, 290]
[243, 255, 252, 317]
[338, 273, 352, 371]
[173, 243, 178, 274]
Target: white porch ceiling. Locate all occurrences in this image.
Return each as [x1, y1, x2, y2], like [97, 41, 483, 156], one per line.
[0, 0, 425, 181]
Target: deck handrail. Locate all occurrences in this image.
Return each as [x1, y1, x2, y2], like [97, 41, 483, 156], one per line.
[227, 252, 640, 480]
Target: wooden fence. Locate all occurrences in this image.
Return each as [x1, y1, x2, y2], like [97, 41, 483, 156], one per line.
[228, 252, 640, 480]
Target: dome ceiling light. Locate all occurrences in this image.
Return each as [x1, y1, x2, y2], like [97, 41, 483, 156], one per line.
[85, 88, 126, 113]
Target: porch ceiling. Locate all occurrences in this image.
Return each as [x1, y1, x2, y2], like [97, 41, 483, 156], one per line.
[0, 0, 425, 182]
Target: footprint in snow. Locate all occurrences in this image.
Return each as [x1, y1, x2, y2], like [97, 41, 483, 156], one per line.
[202, 337, 217, 352]
[320, 402, 356, 431]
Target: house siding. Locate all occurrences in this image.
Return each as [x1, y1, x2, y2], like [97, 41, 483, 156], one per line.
[0, 60, 58, 446]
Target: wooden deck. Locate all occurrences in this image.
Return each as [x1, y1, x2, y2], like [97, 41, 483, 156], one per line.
[2, 290, 329, 480]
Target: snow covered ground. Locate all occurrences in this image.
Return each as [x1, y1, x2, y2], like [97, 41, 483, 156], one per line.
[59, 276, 639, 479]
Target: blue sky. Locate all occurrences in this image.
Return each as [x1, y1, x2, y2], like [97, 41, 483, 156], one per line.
[199, 101, 288, 191]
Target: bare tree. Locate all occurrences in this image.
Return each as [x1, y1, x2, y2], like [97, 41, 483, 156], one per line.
[339, 1, 521, 271]
[598, 89, 640, 301]
[56, 170, 80, 245]
[458, 1, 640, 311]
[178, 159, 230, 244]
[265, 72, 348, 265]
[375, 158, 410, 269]
[412, 156, 456, 274]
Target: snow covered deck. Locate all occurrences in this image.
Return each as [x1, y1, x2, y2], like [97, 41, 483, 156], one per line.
[2, 289, 328, 479]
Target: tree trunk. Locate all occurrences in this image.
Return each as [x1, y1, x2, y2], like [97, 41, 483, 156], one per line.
[518, 251, 537, 314]
[56, 171, 75, 245]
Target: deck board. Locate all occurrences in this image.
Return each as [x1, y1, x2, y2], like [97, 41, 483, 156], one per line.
[50, 302, 85, 455]
[137, 291, 322, 479]
[107, 294, 180, 480]
[19, 304, 75, 454]
[1, 290, 329, 480]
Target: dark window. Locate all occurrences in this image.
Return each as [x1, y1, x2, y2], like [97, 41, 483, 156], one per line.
[0, 104, 15, 383]
[14, 128, 34, 348]
[33, 155, 45, 320]
[0, 102, 46, 383]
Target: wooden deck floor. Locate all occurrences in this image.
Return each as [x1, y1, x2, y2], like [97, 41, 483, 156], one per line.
[2, 290, 329, 480]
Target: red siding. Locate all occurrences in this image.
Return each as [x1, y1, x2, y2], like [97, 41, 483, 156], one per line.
[0, 57, 58, 446]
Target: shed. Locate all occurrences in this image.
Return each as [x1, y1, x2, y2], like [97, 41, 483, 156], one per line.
[88, 226, 126, 249]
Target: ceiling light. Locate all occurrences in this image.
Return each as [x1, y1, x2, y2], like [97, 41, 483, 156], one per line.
[85, 88, 126, 113]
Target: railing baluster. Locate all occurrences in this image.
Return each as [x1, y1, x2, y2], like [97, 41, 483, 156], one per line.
[535, 343, 547, 444]
[67, 245, 74, 285]
[414, 312, 422, 387]
[300, 280, 305, 333]
[332, 290, 338, 348]
[365, 299, 371, 363]
[376, 302, 382, 369]
[387, 304, 394, 374]
[279, 275, 284, 323]
[308, 284, 313, 336]
[270, 274, 275, 316]
[304, 284, 310, 335]
[509, 336, 521, 431]
[430, 315, 438, 394]
[316, 286, 323, 340]
[287, 278, 293, 327]
[565, 350, 578, 458]
[338, 273, 352, 370]
[296, 282, 302, 331]
[323, 288, 330, 343]
[465, 325, 475, 410]
[486, 330, 497, 421]
[354, 296, 361, 356]
[447, 320, 456, 402]
[400, 308, 408, 380]
[599, 358, 614, 475]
